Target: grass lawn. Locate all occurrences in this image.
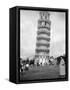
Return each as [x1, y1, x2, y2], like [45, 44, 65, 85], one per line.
[20, 65, 60, 80]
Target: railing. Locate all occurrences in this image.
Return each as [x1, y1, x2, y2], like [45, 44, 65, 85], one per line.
[36, 42, 50, 47]
[37, 37, 50, 42]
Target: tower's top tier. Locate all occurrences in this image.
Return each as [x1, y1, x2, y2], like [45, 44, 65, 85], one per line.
[39, 11, 50, 20]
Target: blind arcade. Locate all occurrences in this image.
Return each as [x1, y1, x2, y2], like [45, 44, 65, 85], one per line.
[35, 11, 51, 66]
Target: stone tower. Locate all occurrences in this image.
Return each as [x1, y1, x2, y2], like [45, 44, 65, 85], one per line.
[35, 11, 51, 65]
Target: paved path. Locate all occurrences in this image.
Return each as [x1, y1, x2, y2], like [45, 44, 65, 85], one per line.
[20, 65, 59, 80]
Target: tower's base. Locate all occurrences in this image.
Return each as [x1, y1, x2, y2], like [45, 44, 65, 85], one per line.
[35, 56, 49, 66]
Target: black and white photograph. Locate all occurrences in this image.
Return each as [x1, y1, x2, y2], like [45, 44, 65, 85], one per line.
[19, 9, 68, 81]
[0, 0, 70, 89]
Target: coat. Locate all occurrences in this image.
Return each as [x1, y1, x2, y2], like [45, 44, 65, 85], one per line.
[59, 58, 65, 75]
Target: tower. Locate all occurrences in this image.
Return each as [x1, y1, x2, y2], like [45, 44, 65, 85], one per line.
[35, 11, 51, 65]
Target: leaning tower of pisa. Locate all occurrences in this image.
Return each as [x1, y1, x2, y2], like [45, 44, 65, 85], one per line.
[35, 11, 51, 65]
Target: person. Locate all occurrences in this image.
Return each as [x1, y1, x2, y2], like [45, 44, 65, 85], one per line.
[59, 57, 65, 78]
[25, 63, 29, 71]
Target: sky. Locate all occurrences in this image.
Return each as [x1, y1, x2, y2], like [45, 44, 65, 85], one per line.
[20, 10, 65, 59]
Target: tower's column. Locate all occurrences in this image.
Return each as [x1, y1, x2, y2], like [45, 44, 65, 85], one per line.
[35, 11, 51, 65]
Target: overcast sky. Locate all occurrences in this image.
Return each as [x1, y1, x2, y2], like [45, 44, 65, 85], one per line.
[20, 10, 65, 59]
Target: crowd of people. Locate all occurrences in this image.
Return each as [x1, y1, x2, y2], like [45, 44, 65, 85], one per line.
[20, 58, 34, 72]
[20, 55, 66, 73]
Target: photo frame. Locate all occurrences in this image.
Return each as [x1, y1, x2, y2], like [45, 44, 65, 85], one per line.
[9, 6, 68, 84]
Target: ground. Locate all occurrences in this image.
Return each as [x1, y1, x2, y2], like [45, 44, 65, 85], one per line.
[20, 65, 61, 80]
